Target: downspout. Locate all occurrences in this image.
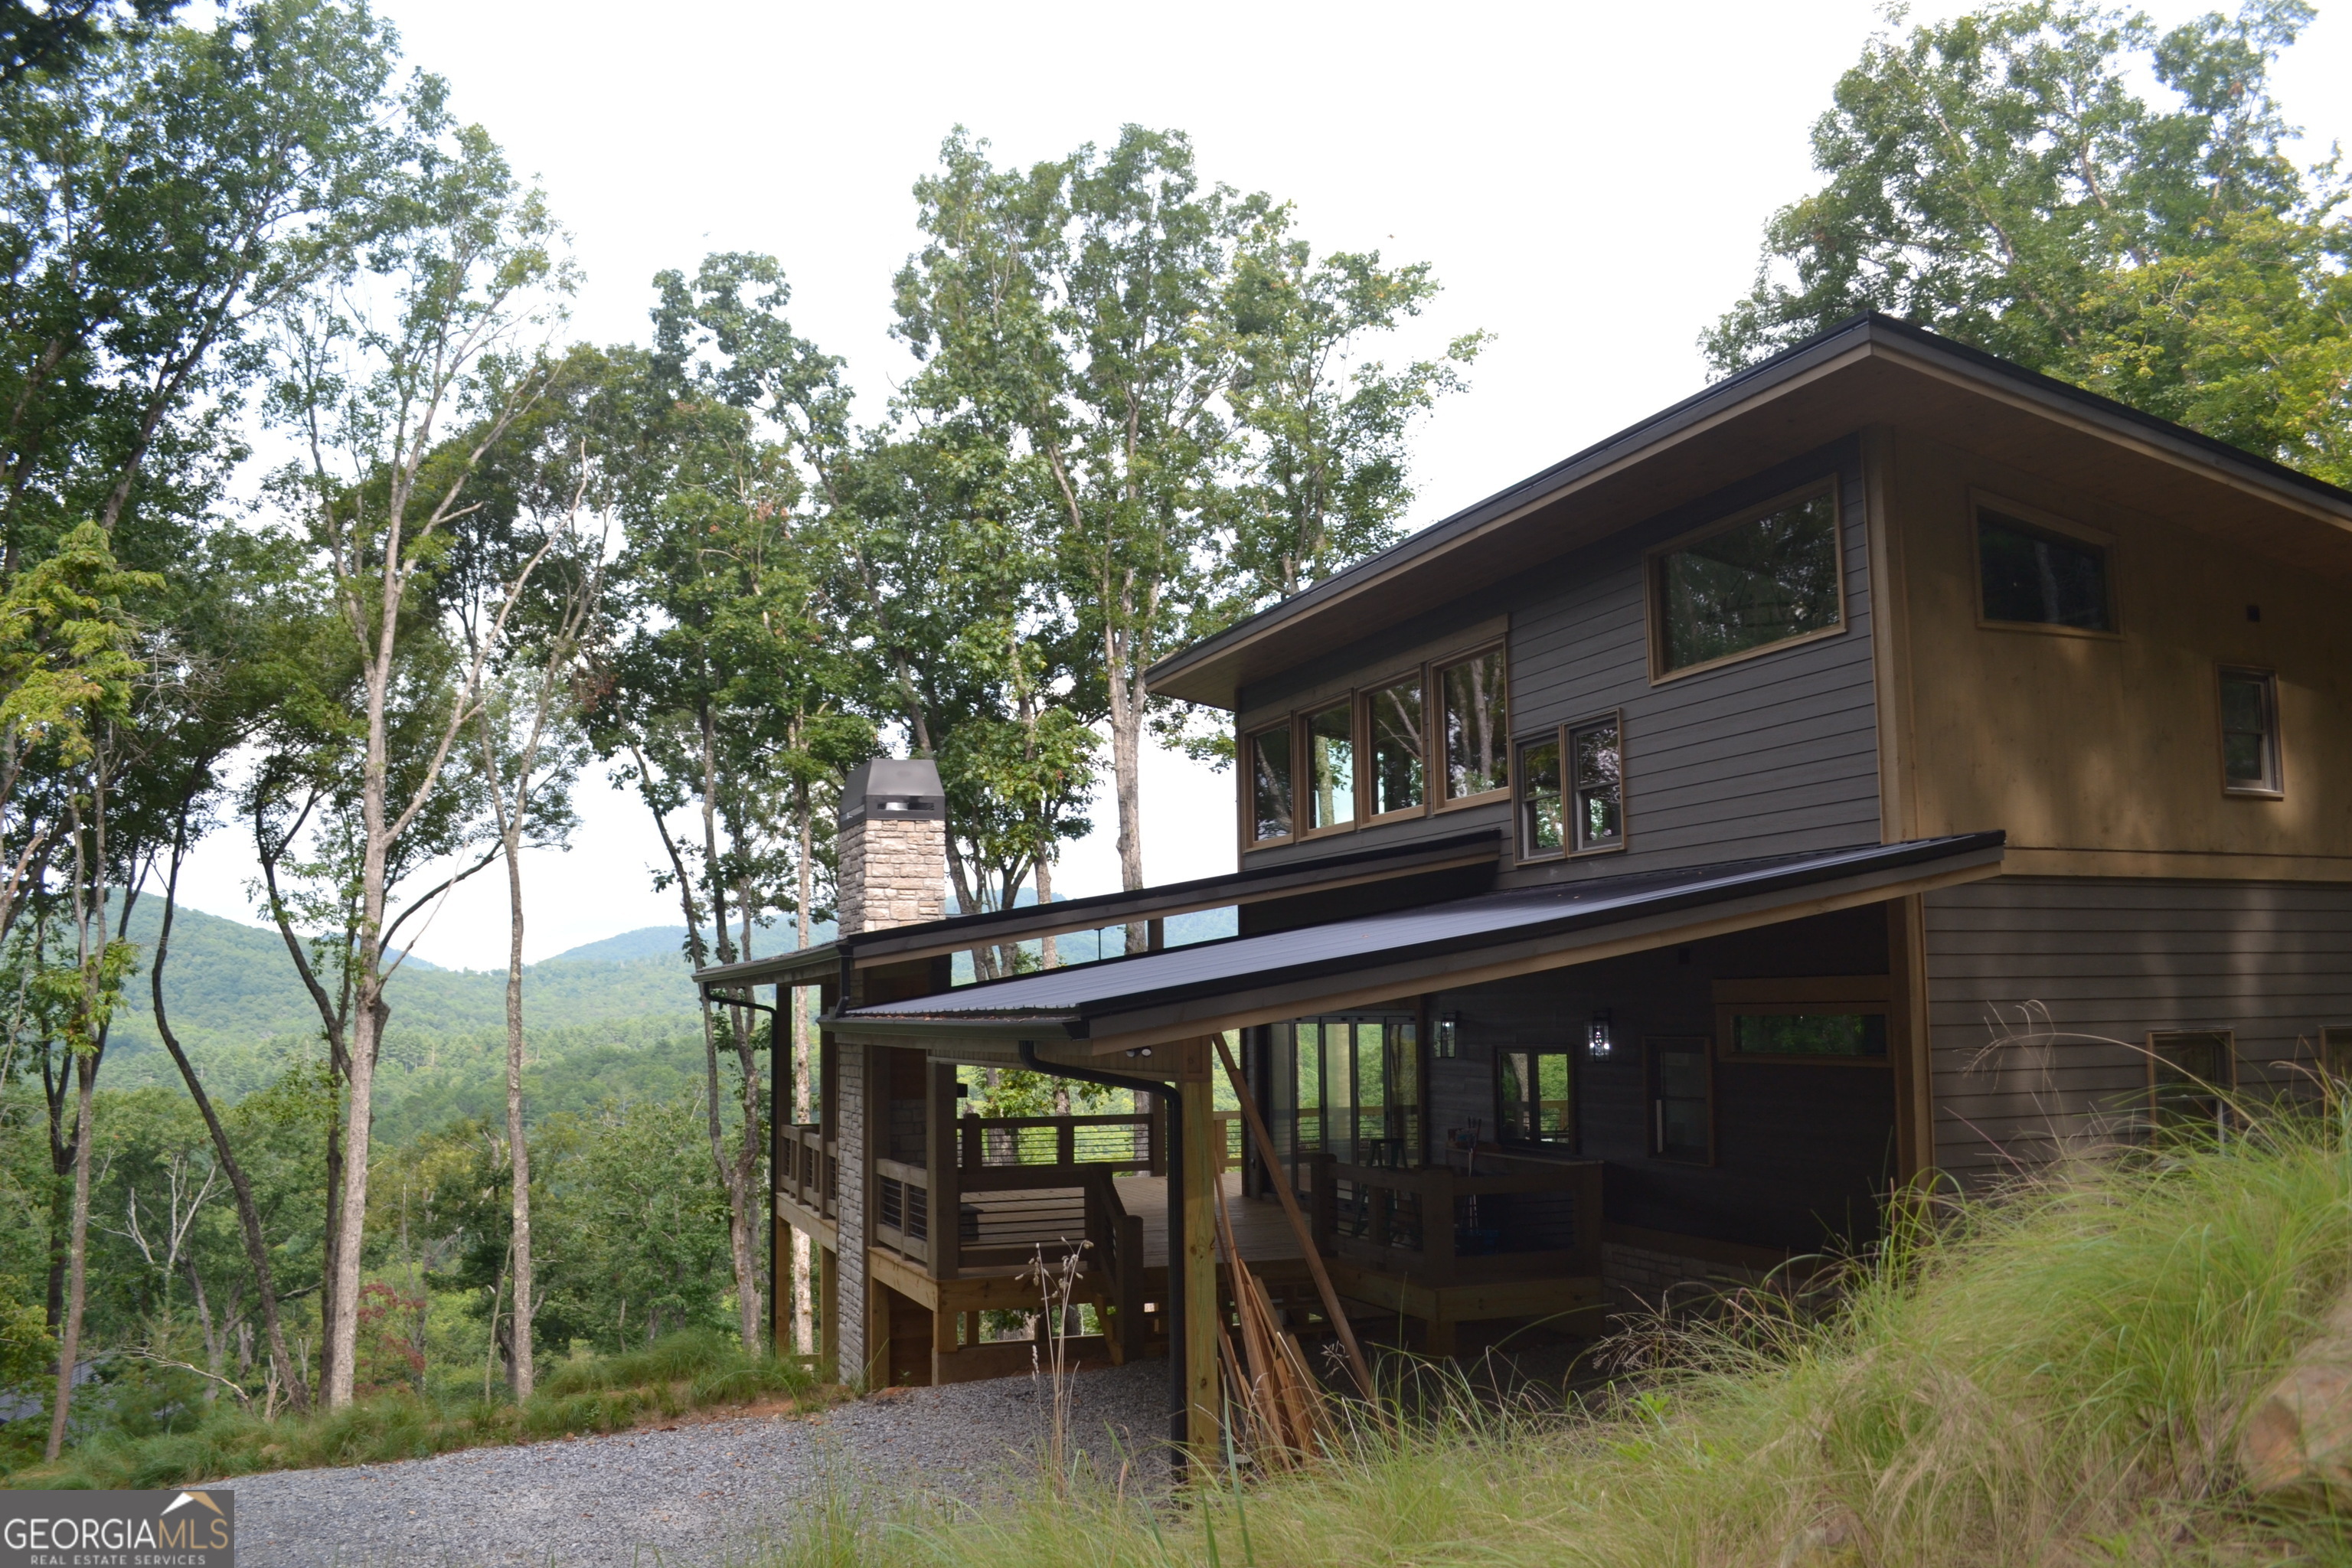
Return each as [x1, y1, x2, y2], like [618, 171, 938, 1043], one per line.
[1019, 1039, 1187, 1468]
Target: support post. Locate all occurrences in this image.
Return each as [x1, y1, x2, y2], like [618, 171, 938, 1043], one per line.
[1179, 1037, 1220, 1459]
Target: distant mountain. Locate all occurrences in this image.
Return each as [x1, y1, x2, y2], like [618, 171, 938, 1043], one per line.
[94, 900, 707, 1106]
[544, 920, 835, 965]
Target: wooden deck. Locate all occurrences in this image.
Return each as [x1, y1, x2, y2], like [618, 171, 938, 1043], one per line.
[1115, 1171, 1304, 1268]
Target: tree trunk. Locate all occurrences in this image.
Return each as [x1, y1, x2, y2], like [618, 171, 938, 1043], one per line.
[1036, 854, 1059, 969]
[153, 795, 309, 1412]
[482, 721, 535, 1400]
[791, 792, 814, 1354]
[1106, 637, 1148, 952]
[500, 834, 534, 1398]
[44, 1054, 93, 1460]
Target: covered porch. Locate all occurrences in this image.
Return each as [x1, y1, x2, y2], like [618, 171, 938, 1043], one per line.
[706, 827, 2006, 1452]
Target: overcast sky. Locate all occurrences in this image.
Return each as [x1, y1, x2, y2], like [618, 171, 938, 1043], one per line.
[165, 0, 2352, 968]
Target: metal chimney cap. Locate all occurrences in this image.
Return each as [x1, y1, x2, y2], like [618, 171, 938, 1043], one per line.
[841, 756, 946, 824]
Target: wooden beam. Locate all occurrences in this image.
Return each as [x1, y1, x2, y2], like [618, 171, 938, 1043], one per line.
[1178, 1038, 1220, 1459]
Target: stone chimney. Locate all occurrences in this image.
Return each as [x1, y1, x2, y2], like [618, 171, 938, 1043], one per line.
[829, 756, 946, 1387]
[836, 757, 948, 934]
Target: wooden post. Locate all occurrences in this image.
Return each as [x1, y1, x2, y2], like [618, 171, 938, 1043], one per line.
[1179, 1037, 1220, 1459]
[929, 1063, 961, 1280]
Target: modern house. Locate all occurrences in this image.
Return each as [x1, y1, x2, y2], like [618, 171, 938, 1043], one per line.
[697, 312, 2352, 1453]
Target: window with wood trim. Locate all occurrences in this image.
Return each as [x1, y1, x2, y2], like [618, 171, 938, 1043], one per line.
[1653, 484, 1842, 676]
[1517, 733, 1563, 857]
[1647, 1036, 1713, 1163]
[1499, 1048, 1575, 1149]
[2148, 1029, 2235, 1135]
[2220, 666, 2282, 796]
[1365, 676, 1426, 818]
[1569, 714, 1623, 851]
[1439, 648, 1508, 802]
[1246, 724, 1294, 844]
[1977, 507, 2111, 630]
[1304, 700, 1358, 832]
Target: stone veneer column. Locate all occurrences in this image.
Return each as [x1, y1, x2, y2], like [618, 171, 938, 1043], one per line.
[829, 758, 946, 1386]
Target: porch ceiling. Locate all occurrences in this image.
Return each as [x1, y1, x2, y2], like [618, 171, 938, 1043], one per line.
[825, 831, 2005, 1057]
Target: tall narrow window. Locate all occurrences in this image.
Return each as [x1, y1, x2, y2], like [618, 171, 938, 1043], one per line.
[1499, 1048, 1575, 1148]
[1570, 714, 1623, 851]
[1247, 725, 1293, 843]
[1439, 648, 1508, 800]
[1648, 1037, 1713, 1163]
[1655, 486, 1841, 675]
[1517, 734, 1563, 856]
[1305, 701, 1357, 831]
[2220, 667, 2281, 795]
[1978, 508, 2111, 630]
[2148, 1029, 2234, 1135]
[1367, 677, 1426, 817]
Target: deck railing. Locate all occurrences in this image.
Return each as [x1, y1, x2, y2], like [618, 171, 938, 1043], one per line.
[956, 1111, 1161, 1174]
[776, 1123, 836, 1221]
[1308, 1152, 1605, 1286]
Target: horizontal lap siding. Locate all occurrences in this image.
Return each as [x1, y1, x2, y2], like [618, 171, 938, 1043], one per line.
[1504, 450, 1880, 881]
[1923, 877, 2352, 1180]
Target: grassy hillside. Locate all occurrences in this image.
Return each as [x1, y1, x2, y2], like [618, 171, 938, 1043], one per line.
[775, 1116, 2352, 1566]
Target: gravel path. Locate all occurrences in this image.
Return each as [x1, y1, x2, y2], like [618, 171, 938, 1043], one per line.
[222, 1362, 1171, 1567]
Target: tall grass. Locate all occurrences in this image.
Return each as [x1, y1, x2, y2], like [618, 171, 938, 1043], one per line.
[765, 1109, 2352, 1566]
[3, 1329, 832, 1491]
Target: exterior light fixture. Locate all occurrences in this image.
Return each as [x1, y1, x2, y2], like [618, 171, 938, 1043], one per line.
[1434, 1013, 1461, 1058]
[1587, 1009, 1615, 1060]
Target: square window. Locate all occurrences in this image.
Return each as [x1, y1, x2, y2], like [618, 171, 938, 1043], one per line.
[1498, 1049, 1575, 1148]
[1247, 724, 1293, 843]
[1517, 735, 1563, 856]
[1439, 648, 1509, 800]
[1305, 701, 1357, 831]
[2220, 667, 2281, 795]
[1655, 487, 1842, 675]
[1978, 508, 2112, 630]
[1366, 678, 1425, 817]
[2148, 1029, 2234, 1135]
[1647, 1036, 1713, 1163]
[1570, 717, 1623, 851]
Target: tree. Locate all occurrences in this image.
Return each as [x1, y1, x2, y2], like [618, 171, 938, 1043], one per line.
[449, 360, 610, 1399]
[1705, 0, 2350, 485]
[895, 128, 1483, 925]
[266, 118, 570, 1406]
[0, 0, 178, 86]
[593, 319, 870, 1354]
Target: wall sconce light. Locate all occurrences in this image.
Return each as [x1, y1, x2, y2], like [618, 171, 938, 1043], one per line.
[1587, 1009, 1615, 1060]
[1434, 1012, 1461, 1058]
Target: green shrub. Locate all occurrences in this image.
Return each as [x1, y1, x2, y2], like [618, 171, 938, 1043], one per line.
[3, 1330, 828, 1490]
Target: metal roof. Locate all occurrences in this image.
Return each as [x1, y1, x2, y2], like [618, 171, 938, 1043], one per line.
[831, 831, 2005, 1051]
[693, 826, 1504, 993]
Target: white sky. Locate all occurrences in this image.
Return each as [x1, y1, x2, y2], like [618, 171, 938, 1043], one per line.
[165, 0, 2352, 968]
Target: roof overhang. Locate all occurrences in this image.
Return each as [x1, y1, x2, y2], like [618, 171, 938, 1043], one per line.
[1148, 315, 2352, 710]
[693, 827, 1503, 996]
[828, 832, 2005, 1060]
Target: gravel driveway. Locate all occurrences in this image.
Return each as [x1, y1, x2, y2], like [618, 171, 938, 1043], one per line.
[223, 1362, 1171, 1567]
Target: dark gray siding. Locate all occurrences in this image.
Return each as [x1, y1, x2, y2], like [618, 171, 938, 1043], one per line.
[1232, 439, 1880, 878]
[1923, 875, 2352, 1180]
[1504, 443, 1880, 883]
[1429, 906, 1896, 1255]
